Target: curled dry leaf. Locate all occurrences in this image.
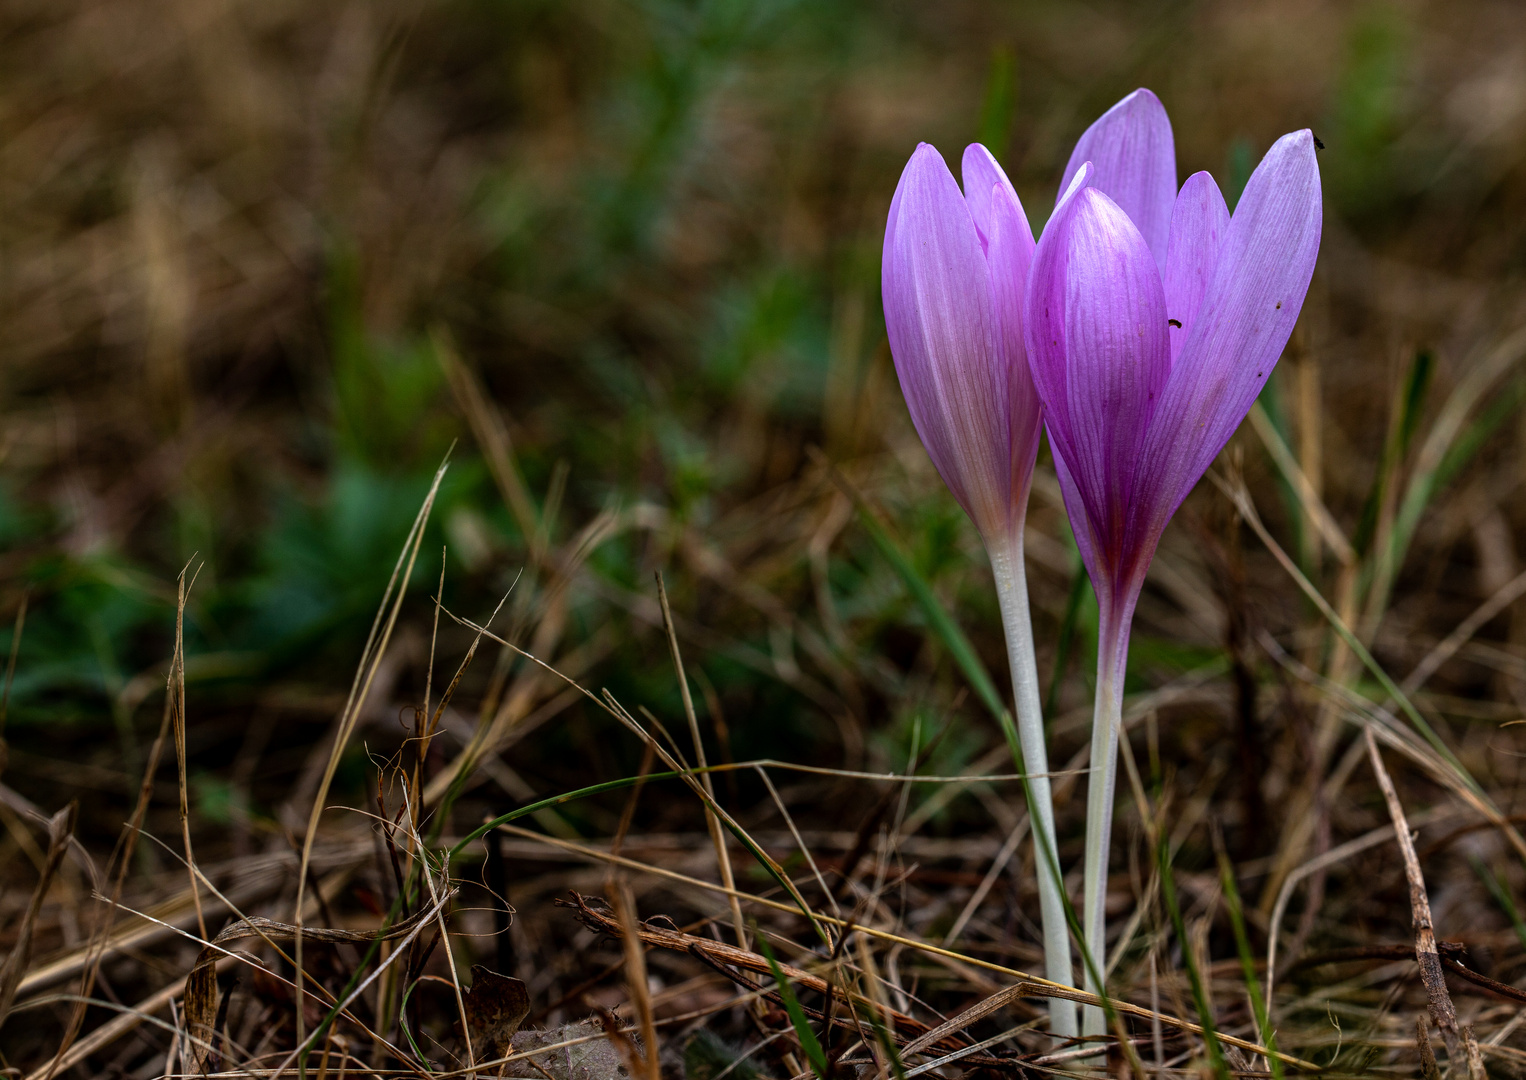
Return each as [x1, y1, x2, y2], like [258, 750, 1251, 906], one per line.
[464, 964, 530, 1059]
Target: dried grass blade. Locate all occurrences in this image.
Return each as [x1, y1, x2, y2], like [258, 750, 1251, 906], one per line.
[524, 827, 1318, 1071]
[1248, 401, 1354, 565]
[171, 560, 207, 943]
[434, 329, 540, 558]
[21, 981, 186, 1080]
[0, 802, 78, 1028]
[657, 572, 748, 941]
[1379, 326, 1526, 623]
[180, 905, 441, 1072]
[292, 450, 450, 1065]
[1215, 471, 1493, 802]
[1400, 566, 1526, 698]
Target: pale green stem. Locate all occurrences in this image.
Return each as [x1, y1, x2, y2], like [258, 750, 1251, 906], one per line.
[1081, 600, 1129, 1037]
[989, 535, 1077, 1040]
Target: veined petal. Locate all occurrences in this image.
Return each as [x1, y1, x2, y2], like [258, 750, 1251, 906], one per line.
[1137, 129, 1322, 536]
[882, 143, 1012, 537]
[1024, 161, 1092, 426]
[1058, 89, 1176, 270]
[1163, 171, 1230, 360]
[1056, 159, 1094, 215]
[987, 179, 1043, 493]
[961, 143, 1019, 253]
[1027, 186, 1171, 571]
[1049, 437, 1098, 580]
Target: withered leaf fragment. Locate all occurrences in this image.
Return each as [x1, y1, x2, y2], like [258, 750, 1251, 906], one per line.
[464, 964, 530, 1059]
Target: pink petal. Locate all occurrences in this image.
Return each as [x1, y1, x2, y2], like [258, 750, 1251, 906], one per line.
[882, 143, 1013, 537]
[1058, 89, 1176, 270]
[1163, 171, 1230, 361]
[961, 143, 1018, 253]
[1026, 186, 1171, 571]
[1136, 130, 1323, 536]
[987, 179, 1043, 490]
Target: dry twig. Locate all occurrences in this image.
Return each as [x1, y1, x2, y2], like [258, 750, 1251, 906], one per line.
[1364, 726, 1460, 1061]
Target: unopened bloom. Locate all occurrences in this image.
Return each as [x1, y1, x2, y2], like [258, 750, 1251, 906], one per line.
[1025, 88, 1322, 1026]
[882, 143, 1077, 1036]
[881, 142, 1041, 548]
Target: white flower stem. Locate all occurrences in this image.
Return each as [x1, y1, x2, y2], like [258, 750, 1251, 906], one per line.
[1080, 606, 1128, 1037]
[989, 536, 1077, 1040]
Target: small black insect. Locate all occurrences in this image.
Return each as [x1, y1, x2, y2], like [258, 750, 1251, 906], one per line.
[1313, 133, 1326, 151]
[1168, 318, 1182, 328]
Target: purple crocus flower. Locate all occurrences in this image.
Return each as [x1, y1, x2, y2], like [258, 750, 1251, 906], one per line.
[883, 143, 1078, 1036]
[882, 142, 1041, 548]
[1026, 88, 1322, 1027]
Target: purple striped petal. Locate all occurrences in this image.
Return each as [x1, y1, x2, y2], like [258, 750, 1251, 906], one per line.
[986, 177, 1043, 488]
[1048, 433, 1099, 580]
[1027, 186, 1170, 573]
[1055, 158, 1094, 215]
[882, 144, 1012, 538]
[1163, 171, 1230, 360]
[961, 143, 1018, 254]
[1024, 163, 1092, 419]
[1136, 130, 1323, 536]
[1058, 89, 1176, 270]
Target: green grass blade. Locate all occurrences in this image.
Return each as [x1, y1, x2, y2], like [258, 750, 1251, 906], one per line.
[864, 1007, 908, 1080]
[1217, 850, 1283, 1080]
[449, 770, 689, 861]
[451, 764, 829, 946]
[1354, 349, 1432, 559]
[397, 979, 436, 1073]
[844, 494, 1047, 819]
[759, 933, 831, 1080]
[976, 46, 1016, 159]
[1159, 841, 1229, 1079]
[1216, 474, 1481, 792]
[1470, 854, 1526, 952]
[1255, 373, 1310, 572]
[1045, 545, 1088, 719]
[853, 502, 1005, 724]
[1396, 349, 1435, 455]
[1377, 334, 1526, 627]
[1432, 374, 1526, 493]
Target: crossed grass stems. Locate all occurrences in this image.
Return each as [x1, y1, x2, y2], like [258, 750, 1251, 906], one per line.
[8, 330, 1526, 1078]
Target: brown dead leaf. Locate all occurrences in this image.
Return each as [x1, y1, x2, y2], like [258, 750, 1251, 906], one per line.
[464, 964, 530, 1059]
